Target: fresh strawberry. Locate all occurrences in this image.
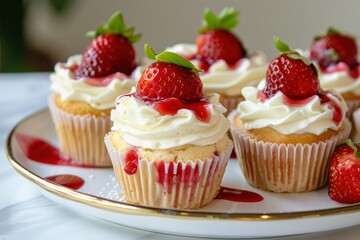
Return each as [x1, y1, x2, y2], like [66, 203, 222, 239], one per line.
[328, 139, 360, 204]
[310, 27, 358, 70]
[75, 11, 141, 78]
[264, 37, 319, 99]
[137, 44, 204, 102]
[196, 7, 246, 69]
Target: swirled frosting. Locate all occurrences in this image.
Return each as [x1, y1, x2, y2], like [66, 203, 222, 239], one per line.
[237, 86, 348, 135]
[110, 92, 230, 149]
[318, 64, 360, 96]
[165, 44, 268, 96]
[50, 55, 137, 110]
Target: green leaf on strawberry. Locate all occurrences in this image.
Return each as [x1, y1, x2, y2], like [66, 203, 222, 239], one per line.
[274, 36, 313, 66]
[86, 11, 141, 43]
[199, 7, 239, 33]
[144, 44, 202, 73]
[346, 139, 360, 158]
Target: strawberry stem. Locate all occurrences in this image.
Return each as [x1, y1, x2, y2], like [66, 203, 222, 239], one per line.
[199, 7, 239, 33]
[274, 36, 313, 66]
[144, 44, 202, 73]
[86, 11, 141, 43]
[346, 139, 360, 158]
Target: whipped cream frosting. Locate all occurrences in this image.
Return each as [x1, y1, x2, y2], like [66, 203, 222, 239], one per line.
[300, 49, 360, 96]
[237, 86, 348, 135]
[111, 91, 230, 149]
[165, 44, 268, 96]
[50, 54, 138, 110]
[318, 66, 360, 96]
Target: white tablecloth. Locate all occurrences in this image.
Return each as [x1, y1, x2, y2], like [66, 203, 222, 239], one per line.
[1, 73, 359, 240]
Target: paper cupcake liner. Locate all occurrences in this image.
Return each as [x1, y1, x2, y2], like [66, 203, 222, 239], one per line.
[345, 99, 360, 139]
[220, 95, 244, 115]
[48, 94, 112, 166]
[105, 135, 233, 209]
[346, 98, 360, 119]
[229, 111, 351, 193]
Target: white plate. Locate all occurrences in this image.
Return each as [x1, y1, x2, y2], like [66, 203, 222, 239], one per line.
[5, 109, 360, 238]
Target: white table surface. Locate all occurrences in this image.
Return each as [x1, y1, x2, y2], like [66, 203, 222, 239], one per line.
[1, 73, 360, 240]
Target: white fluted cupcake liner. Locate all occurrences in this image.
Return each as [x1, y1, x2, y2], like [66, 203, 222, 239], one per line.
[104, 135, 233, 209]
[229, 111, 351, 193]
[220, 95, 244, 115]
[48, 94, 112, 166]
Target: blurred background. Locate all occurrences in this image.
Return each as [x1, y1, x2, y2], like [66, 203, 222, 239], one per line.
[1, 0, 360, 73]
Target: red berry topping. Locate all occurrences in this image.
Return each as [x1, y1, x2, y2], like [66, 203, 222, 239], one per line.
[264, 37, 319, 99]
[136, 45, 204, 102]
[310, 27, 358, 70]
[137, 62, 204, 102]
[75, 12, 141, 78]
[124, 148, 139, 175]
[196, 7, 246, 69]
[328, 139, 360, 204]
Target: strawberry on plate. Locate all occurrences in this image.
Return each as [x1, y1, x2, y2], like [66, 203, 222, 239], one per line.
[196, 7, 246, 70]
[328, 139, 360, 204]
[264, 37, 319, 99]
[75, 11, 141, 78]
[310, 27, 358, 71]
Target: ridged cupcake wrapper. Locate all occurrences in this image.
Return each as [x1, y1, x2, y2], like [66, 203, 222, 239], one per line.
[104, 135, 233, 209]
[220, 95, 244, 115]
[229, 111, 351, 193]
[48, 94, 112, 166]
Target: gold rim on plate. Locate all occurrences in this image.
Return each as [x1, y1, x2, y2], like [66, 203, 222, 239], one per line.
[5, 108, 360, 221]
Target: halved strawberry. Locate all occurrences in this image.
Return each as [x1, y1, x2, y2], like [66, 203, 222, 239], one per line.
[75, 11, 141, 78]
[264, 37, 319, 99]
[196, 7, 246, 70]
[137, 44, 204, 102]
[310, 27, 358, 70]
[328, 139, 360, 204]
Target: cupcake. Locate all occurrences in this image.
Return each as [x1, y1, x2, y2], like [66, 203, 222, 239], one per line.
[309, 27, 360, 118]
[229, 37, 351, 193]
[105, 45, 233, 209]
[49, 12, 141, 166]
[166, 7, 267, 113]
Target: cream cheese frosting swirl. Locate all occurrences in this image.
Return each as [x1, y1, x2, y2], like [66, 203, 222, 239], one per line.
[166, 44, 267, 96]
[237, 86, 348, 135]
[110, 92, 230, 149]
[50, 54, 137, 110]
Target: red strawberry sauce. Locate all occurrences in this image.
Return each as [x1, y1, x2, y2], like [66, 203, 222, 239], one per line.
[124, 148, 139, 175]
[45, 174, 84, 190]
[321, 62, 360, 79]
[62, 63, 131, 87]
[216, 186, 263, 202]
[257, 91, 343, 125]
[15, 133, 98, 168]
[15, 133, 263, 203]
[117, 93, 211, 123]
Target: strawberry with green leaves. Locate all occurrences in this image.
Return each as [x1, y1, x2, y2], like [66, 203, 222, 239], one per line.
[264, 37, 319, 99]
[75, 11, 141, 78]
[328, 139, 360, 204]
[310, 27, 358, 71]
[135, 45, 210, 122]
[196, 7, 246, 70]
[137, 44, 204, 102]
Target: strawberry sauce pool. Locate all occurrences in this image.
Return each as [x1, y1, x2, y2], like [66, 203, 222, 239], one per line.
[15, 133, 264, 203]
